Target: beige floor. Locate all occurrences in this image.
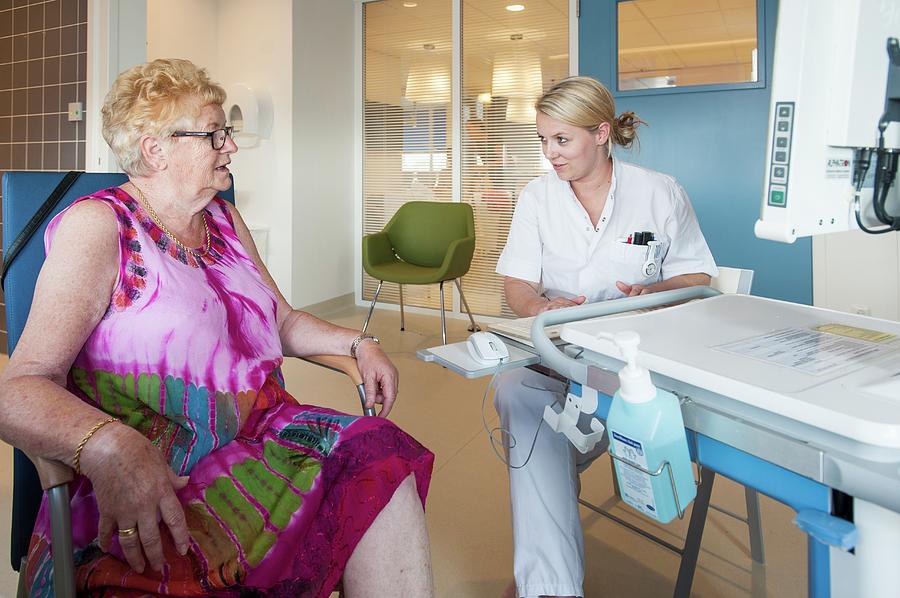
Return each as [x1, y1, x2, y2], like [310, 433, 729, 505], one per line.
[0, 305, 807, 598]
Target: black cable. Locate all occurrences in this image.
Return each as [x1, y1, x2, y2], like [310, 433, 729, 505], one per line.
[853, 148, 871, 188]
[877, 150, 899, 227]
[856, 126, 900, 233]
[852, 147, 895, 234]
[854, 198, 894, 234]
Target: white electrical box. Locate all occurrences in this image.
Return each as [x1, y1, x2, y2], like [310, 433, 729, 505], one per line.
[755, 0, 900, 243]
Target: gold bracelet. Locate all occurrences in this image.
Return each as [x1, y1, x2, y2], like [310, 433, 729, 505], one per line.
[73, 417, 118, 476]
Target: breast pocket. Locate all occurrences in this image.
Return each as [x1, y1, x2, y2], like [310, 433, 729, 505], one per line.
[609, 241, 665, 284]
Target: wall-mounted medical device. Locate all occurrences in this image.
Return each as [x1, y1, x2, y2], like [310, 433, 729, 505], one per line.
[224, 83, 274, 149]
[755, 0, 900, 243]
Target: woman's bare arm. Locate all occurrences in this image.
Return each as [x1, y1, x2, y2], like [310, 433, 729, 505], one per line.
[223, 202, 361, 357]
[504, 276, 586, 317]
[225, 203, 398, 415]
[0, 200, 193, 573]
[0, 201, 122, 462]
[615, 272, 711, 297]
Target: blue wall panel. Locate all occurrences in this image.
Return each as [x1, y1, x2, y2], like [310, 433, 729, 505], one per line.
[578, 0, 812, 304]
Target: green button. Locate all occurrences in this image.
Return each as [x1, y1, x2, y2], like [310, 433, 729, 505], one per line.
[769, 189, 786, 206]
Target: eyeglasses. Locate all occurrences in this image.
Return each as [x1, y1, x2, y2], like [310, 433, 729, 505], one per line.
[171, 126, 235, 150]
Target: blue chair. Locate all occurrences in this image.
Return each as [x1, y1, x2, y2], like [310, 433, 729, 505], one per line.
[3, 172, 369, 597]
[3, 172, 131, 598]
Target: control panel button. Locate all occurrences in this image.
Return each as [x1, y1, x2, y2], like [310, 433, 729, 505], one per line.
[777, 121, 790, 132]
[778, 105, 792, 117]
[774, 151, 787, 162]
[776, 137, 788, 148]
[769, 187, 786, 206]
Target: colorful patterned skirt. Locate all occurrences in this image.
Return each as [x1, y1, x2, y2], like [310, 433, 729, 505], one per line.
[24, 392, 434, 597]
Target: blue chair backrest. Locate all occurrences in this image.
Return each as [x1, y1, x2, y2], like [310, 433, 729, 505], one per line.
[1, 171, 234, 570]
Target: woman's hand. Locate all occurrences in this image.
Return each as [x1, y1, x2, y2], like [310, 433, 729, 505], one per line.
[616, 274, 711, 298]
[615, 281, 652, 297]
[80, 423, 191, 574]
[536, 295, 587, 313]
[355, 341, 399, 417]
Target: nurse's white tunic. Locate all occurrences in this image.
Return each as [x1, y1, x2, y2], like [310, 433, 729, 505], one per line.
[494, 159, 716, 598]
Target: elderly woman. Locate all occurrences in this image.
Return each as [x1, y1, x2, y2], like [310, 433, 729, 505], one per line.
[0, 59, 435, 597]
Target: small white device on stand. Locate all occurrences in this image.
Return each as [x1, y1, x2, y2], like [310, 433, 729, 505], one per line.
[466, 331, 509, 363]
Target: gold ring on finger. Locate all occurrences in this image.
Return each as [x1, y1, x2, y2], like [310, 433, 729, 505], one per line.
[118, 526, 138, 538]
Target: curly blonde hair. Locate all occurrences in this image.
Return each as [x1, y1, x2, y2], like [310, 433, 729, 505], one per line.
[535, 76, 645, 156]
[101, 58, 226, 176]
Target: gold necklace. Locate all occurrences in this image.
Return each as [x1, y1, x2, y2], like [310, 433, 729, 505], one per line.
[130, 183, 211, 258]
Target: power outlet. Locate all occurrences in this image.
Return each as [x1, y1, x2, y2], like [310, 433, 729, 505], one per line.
[67, 102, 83, 122]
[851, 305, 871, 316]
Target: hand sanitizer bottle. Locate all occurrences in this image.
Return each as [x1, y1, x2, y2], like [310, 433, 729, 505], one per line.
[605, 331, 696, 523]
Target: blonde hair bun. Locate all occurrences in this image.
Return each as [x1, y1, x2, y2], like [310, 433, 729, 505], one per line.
[535, 76, 645, 153]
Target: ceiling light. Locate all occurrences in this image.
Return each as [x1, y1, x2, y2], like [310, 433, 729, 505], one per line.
[506, 4, 525, 11]
[406, 63, 451, 104]
[491, 50, 543, 99]
[403, 2, 418, 7]
[505, 97, 537, 124]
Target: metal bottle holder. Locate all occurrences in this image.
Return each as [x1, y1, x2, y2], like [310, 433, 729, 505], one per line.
[608, 426, 703, 520]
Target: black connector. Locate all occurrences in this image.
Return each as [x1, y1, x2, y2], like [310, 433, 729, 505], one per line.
[853, 148, 872, 191]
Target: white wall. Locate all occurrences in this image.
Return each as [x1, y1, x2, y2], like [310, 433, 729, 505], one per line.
[813, 233, 900, 321]
[215, 0, 294, 302]
[146, 0, 357, 308]
[291, 1, 356, 307]
[146, 0, 218, 72]
[86, 0, 149, 172]
[147, 0, 294, 303]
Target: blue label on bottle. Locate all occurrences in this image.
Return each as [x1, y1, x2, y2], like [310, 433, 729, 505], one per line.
[612, 431, 644, 456]
[610, 429, 656, 517]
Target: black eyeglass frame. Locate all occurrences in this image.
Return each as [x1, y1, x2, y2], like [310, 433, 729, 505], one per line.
[171, 126, 235, 150]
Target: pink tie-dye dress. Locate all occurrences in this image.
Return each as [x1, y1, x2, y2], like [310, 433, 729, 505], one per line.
[24, 187, 434, 597]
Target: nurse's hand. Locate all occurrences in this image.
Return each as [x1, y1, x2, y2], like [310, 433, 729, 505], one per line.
[537, 295, 586, 313]
[616, 281, 652, 297]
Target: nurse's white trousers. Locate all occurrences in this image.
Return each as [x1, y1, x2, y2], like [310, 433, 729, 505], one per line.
[493, 368, 606, 598]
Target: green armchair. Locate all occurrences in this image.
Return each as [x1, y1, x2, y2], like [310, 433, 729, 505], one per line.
[362, 200, 480, 343]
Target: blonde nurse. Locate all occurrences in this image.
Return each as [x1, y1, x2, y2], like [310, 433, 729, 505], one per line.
[494, 76, 717, 598]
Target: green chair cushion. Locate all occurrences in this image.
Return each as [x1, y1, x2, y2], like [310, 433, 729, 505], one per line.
[362, 202, 476, 285]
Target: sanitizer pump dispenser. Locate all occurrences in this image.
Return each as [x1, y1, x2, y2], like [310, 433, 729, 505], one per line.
[604, 331, 696, 523]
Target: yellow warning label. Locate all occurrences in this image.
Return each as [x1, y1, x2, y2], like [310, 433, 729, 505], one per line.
[814, 323, 896, 343]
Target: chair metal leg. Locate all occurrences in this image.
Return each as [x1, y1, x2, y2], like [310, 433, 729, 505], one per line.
[356, 384, 376, 417]
[745, 487, 766, 564]
[453, 279, 481, 332]
[673, 467, 715, 598]
[48, 485, 76, 598]
[399, 284, 405, 331]
[16, 557, 28, 598]
[439, 281, 447, 345]
[362, 280, 384, 334]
